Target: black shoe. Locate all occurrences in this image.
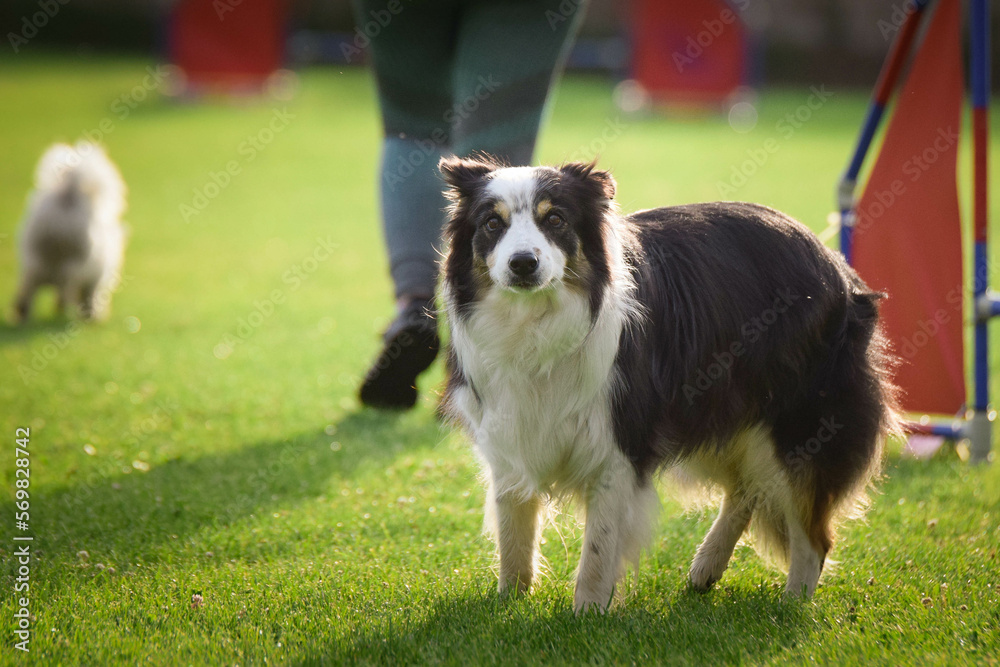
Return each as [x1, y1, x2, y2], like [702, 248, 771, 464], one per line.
[359, 298, 440, 410]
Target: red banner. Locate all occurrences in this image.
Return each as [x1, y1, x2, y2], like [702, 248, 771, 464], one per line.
[853, 0, 965, 415]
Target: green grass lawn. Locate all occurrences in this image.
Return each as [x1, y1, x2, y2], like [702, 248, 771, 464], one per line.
[1, 54, 999, 665]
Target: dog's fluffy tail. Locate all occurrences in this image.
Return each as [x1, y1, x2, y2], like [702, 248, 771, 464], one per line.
[34, 141, 126, 220]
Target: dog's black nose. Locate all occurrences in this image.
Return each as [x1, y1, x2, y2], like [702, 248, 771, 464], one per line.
[508, 252, 539, 277]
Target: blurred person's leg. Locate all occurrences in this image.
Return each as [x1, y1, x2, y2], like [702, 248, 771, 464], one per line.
[355, 0, 588, 409]
[450, 0, 588, 165]
[355, 0, 459, 302]
[354, 0, 459, 408]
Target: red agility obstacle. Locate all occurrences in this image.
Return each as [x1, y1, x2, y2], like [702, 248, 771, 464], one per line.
[629, 0, 752, 108]
[169, 0, 288, 95]
[838, 0, 994, 462]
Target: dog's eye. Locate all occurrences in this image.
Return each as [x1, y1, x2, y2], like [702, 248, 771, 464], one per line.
[546, 212, 565, 228]
[483, 216, 502, 232]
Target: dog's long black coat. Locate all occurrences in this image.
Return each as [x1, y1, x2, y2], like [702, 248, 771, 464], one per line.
[610, 203, 894, 546]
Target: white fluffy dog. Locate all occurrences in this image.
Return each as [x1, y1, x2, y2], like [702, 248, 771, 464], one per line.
[13, 141, 127, 322]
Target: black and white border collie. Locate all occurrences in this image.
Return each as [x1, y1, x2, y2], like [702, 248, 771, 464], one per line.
[438, 156, 898, 613]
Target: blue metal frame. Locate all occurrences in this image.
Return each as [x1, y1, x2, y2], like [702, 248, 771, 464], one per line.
[969, 0, 992, 461]
[838, 0, 931, 265]
[838, 0, 994, 462]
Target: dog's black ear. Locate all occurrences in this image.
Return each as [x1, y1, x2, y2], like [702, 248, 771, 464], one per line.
[439, 156, 496, 200]
[558, 161, 616, 200]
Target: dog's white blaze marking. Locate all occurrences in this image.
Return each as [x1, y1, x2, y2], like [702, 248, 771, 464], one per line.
[491, 209, 563, 288]
[486, 166, 539, 197]
[485, 170, 564, 289]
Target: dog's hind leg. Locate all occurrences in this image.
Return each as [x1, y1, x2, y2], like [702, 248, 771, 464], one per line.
[784, 495, 827, 598]
[57, 277, 83, 319]
[771, 289, 892, 598]
[785, 508, 826, 598]
[491, 485, 543, 597]
[13, 272, 42, 323]
[79, 281, 101, 321]
[688, 490, 755, 591]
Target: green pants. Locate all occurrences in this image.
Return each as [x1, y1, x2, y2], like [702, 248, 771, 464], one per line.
[353, 0, 587, 298]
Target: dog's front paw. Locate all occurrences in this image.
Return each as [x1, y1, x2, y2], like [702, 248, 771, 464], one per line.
[498, 575, 531, 599]
[781, 578, 817, 600]
[573, 585, 614, 615]
[687, 561, 722, 592]
[687, 549, 730, 591]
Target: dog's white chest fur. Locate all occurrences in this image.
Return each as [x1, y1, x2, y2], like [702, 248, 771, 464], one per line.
[448, 285, 628, 497]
